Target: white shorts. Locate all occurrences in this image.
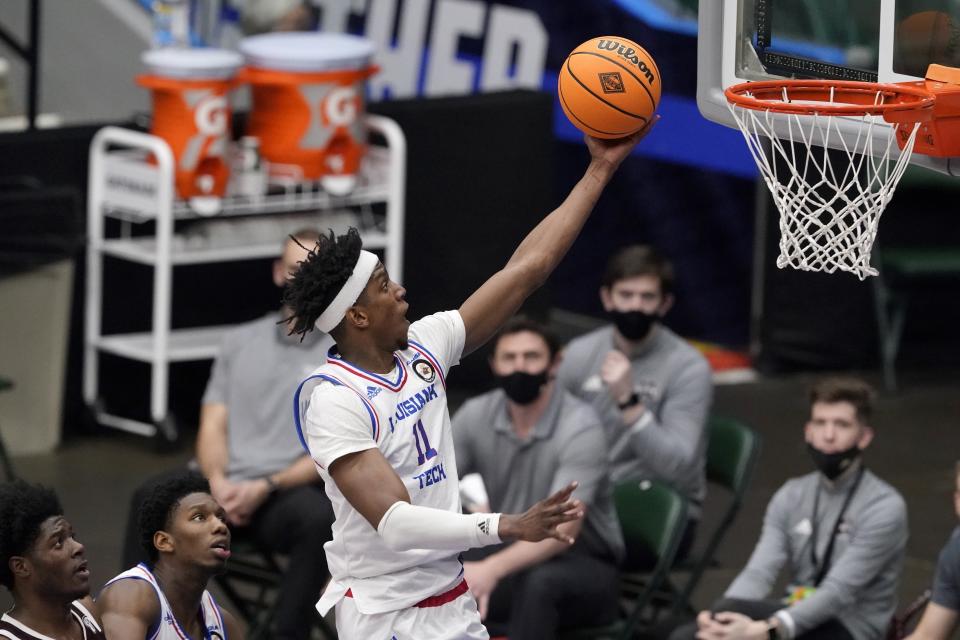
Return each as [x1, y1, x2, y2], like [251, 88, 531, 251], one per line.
[334, 589, 489, 640]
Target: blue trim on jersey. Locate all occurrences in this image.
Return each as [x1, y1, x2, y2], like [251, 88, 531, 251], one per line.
[205, 591, 227, 639]
[293, 374, 380, 456]
[326, 346, 407, 390]
[407, 340, 446, 389]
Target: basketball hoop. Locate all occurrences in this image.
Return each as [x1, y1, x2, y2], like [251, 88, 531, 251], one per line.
[725, 79, 936, 279]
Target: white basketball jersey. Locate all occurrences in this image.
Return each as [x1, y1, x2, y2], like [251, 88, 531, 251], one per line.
[294, 311, 467, 616]
[103, 564, 228, 639]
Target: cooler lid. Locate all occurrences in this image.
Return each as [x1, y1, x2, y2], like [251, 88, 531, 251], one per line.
[141, 48, 244, 79]
[239, 32, 375, 72]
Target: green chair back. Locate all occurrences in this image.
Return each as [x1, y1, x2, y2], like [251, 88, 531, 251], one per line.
[616, 480, 688, 640]
[560, 481, 688, 640]
[706, 416, 761, 495]
[670, 415, 760, 615]
[616, 479, 688, 573]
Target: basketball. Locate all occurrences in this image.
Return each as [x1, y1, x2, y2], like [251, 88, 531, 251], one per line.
[558, 36, 661, 139]
[896, 11, 960, 77]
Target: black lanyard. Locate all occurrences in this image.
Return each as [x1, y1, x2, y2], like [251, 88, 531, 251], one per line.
[810, 465, 865, 587]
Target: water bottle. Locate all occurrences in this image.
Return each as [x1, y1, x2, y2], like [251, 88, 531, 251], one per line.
[236, 136, 267, 202]
[151, 0, 190, 49]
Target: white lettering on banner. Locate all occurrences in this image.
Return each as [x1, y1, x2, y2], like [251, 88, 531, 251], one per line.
[481, 5, 547, 91]
[364, 0, 431, 99]
[324, 86, 359, 126]
[312, 0, 548, 100]
[425, 0, 485, 95]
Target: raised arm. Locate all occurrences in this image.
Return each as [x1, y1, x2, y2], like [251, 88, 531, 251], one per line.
[459, 126, 655, 356]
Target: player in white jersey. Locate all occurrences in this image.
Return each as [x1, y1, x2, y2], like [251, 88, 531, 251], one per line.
[98, 472, 243, 639]
[0, 481, 105, 640]
[285, 125, 653, 639]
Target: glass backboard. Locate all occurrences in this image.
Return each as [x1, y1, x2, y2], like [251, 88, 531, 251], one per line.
[698, 0, 960, 175]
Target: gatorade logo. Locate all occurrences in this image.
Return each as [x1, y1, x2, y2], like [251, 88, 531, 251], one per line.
[194, 95, 228, 137]
[597, 39, 656, 84]
[322, 87, 360, 127]
[180, 91, 228, 171]
[299, 83, 364, 149]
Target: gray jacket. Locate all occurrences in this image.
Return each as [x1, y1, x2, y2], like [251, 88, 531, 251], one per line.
[726, 466, 908, 640]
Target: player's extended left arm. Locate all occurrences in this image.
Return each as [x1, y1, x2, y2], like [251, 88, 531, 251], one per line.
[459, 126, 655, 357]
[329, 447, 582, 552]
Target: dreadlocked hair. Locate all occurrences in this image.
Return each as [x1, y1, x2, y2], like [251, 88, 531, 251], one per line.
[0, 481, 63, 589]
[283, 227, 363, 338]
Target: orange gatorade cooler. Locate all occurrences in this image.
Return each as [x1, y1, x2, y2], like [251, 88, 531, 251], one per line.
[239, 33, 377, 195]
[138, 48, 243, 199]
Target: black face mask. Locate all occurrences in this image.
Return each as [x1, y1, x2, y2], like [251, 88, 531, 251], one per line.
[806, 443, 861, 480]
[495, 370, 548, 405]
[609, 309, 658, 341]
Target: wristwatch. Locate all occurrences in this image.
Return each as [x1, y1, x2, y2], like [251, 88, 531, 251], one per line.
[263, 475, 279, 495]
[617, 391, 641, 410]
[766, 618, 781, 640]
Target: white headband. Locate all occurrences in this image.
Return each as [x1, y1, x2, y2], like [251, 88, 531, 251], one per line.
[314, 250, 379, 333]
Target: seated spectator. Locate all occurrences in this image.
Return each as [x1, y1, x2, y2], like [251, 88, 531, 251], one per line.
[100, 472, 242, 638]
[903, 463, 960, 640]
[0, 480, 104, 639]
[672, 377, 907, 640]
[120, 229, 334, 640]
[556, 245, 712, 564]
[453, 317, 624, 640]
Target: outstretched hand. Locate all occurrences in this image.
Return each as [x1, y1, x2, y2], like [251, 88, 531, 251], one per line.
[498, 481, 583, 544]
[585, 115, 660, 171]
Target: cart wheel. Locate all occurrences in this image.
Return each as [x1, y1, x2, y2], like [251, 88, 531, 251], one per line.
[152, 414, 180, 452]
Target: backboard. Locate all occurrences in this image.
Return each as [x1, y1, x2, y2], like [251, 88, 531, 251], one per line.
[698, 0, 960, 175]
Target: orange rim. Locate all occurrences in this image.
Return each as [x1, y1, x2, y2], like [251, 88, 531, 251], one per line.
[725, 79, 935, 120]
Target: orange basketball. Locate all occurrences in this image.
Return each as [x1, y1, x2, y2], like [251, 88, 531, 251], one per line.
[558, 36, 661, 139]
[896, 11, 960, 77]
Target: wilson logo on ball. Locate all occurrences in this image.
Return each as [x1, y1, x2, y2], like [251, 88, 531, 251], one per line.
[599, 72, 625, 94]
[559, 35, 661, 139]
[597, 39, 656, 84]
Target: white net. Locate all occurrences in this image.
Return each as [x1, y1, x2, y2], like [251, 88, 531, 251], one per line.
[728, 91, 921, 280]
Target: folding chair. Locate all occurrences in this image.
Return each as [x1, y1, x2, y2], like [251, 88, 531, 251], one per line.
[668, 415, 761, 615]
[561, 480, 689, 640]
[212, 535, 337, 639]
[872, 246, 960, 391]
[0, 377, 16, 481]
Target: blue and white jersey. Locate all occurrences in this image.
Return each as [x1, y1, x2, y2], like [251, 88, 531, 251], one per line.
[103, 564, 227, 639]
[294, 311, 467, 616]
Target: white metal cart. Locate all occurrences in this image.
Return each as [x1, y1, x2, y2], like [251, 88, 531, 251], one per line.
[84, 115, 406, 441]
